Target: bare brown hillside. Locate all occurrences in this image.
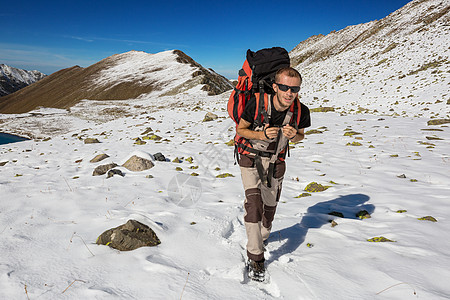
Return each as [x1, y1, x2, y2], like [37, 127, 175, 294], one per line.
[0, 50, 232, 114]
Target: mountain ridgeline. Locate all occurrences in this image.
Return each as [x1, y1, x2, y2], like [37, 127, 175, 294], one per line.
[289, 0, 449, 117]
[0, 50, 233, 114]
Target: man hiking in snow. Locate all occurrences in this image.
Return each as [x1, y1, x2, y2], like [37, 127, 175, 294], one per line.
[236, 67, 311, 281]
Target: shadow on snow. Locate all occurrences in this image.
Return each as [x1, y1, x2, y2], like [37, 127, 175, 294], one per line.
[267, 193, 374, 265]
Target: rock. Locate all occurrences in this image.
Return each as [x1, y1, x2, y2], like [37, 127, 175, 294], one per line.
[203, 112, 218, 122]
[141, 127, 153, 135]
[90, 154, 110, 163]
[93, 163, 118, 176]
[122, 155, 154, 171]
[427, 119, 450, 126]
[328, 211, 344, 218]
[107, 169, 125, 178]
[96, 219, 161, 251]
[397, 174, 407, 178]
[356, 210, 371, 219]
[0, 161, 7, 166]
[153, 152, 166, 161]
[84, 138, 100, 144]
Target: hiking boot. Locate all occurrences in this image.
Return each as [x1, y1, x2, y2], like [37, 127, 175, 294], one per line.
[247, 259, 265, 282]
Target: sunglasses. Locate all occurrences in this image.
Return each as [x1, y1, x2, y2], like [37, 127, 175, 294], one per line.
[275, 83, 300, 93]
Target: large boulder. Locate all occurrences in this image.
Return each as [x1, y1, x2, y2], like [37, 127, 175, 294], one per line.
[122, 155, 154, 171]
[96, 219, 161, 251]
[93, 163, 118, 176]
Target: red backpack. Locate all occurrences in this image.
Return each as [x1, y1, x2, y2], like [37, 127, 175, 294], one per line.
[227, 47, 301, 159]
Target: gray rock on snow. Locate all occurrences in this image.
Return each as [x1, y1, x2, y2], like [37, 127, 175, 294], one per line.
[93, 163, 118, 176]
[96, 219, 161, 251]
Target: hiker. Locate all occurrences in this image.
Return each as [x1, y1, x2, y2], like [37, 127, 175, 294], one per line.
[236, 67, 311, 281]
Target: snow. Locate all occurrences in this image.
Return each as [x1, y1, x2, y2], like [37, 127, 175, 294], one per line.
[1, 89, 449, 299]
[0, 1, 449, 297]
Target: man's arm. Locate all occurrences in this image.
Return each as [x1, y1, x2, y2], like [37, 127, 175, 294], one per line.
[236, 118, 279, 140]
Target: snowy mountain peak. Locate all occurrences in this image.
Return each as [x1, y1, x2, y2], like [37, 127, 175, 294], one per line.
[290, 0, 449, 119]
[0, 50, 233, 114]
[0, 64, 46, 97]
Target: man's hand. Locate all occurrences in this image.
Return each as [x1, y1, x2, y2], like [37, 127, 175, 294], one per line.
[264, 124, 280, 140]
[282, 124, 297, 140]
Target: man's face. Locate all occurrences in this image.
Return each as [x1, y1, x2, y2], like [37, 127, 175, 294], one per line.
[272, 73, 301, 111]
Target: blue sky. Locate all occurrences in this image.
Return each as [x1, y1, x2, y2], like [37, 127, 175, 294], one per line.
[1, 0, 411, 78]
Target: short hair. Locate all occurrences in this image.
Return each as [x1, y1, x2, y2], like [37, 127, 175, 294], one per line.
[275, 67, 302, 84]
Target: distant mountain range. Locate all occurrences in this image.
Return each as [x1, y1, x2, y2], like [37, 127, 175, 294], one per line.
[0, 64, 46, 97]
[289, 0, 449, 117]
[1, 0, 448, 117]
[0, 50, 233, 114]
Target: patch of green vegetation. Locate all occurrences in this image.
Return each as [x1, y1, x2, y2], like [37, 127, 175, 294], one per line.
[427, 119, 450, 126]
[367, 237, 396, 243]
[310, 107, 335, 112]
[225, 139, 234, 146]
[343, 131, 362, 136]
[418, 216, 437, 222]
[305, 182, 331, 192]
[426, 136, 443, 141]
[294, 193, 311, 198]
[305, 129, 323, 135]
[376, 58, 388, 66]
[216, 173, 235, 178]
[396, 210, 407, 213]
[134, 138, 146, 145]
[346, 142, 362, 146]
[408, 60, 445, 76]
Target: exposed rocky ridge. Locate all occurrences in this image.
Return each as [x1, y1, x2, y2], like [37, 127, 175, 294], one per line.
[0, 50, 233, 114]
[290, 0, 449, 118]
[0, 64, 46, 97]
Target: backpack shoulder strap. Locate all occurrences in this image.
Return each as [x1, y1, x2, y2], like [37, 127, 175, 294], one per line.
[254, 92, 270, 127]
[290, 98, 301, 130]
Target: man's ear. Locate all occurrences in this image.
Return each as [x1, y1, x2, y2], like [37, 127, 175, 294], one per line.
[272, 83, 277, 92]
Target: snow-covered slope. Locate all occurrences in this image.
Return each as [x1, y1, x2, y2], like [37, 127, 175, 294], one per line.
[0, 92, 449, 299]
[0, 0, 449, 299]
[0, 50, 233, 114]
[290, 0, 449, 119]
[0, 64, 46, 96]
